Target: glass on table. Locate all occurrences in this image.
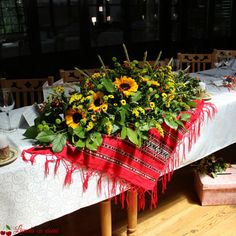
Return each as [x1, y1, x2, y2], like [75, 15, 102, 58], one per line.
[0, 88, 16, 132]
[214, 55, 224, 78]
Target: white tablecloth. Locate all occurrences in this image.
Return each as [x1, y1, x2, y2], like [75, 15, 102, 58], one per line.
[1, 68, 236, 234]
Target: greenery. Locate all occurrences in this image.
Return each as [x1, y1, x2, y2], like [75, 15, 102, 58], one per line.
[195, 155, 231, 178]
[24, 45, 204, 153]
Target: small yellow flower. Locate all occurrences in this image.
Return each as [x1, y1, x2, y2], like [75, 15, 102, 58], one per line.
[86, 121, 94, 131]
[138, 107, 145, 114]
[69, 93, 83, 104]
[121, 99, 126, 105]
[53, 86, 65, 93]
[113, 103, 118, 106]
[106, 120, 113, 135]
[132, 109, 140, 117]
[101, 103, 108, 112]
[91, 114, 97, 121]
[150, 102, 155, 109]
[108, 95, 114, 99]
[92, 72, 102, 79]
[162, 93, 167, 98]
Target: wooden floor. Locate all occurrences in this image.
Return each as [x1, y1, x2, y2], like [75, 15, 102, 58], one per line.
[23, 144, 236, 236]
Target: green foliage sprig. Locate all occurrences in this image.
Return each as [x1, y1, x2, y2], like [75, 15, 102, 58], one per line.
[195, 155, 231, 178]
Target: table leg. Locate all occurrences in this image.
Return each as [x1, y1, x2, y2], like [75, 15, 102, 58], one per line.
[127, 190, 138, 236]
[100, 199, 112, 236]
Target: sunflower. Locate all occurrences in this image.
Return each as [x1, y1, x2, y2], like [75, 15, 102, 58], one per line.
[65, 108, 87, 129]
[114, 76, 138, 97]
[88, 91, 105, 112]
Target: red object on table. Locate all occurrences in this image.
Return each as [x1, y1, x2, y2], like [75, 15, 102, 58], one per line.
[22, 100, 216, 210]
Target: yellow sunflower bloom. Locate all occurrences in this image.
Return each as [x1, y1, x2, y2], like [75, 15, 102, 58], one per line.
[114, 76, 138, 97]
[65, 108, 86, 129]
[88, 91, 105, 112]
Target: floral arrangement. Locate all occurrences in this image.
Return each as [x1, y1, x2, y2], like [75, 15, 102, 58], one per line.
[24, 45, 204, 153]
[195, 155, 231, 178]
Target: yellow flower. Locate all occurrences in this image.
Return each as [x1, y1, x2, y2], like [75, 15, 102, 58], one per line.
[53, 86, 65, 93]
[150, 102, 155, 109]
[162, 93, 167, 98]
[69, 93, 83, 104]
[92, 72, 102, 79]
[65, 108, 86, 129]
[106, 120, 113, 135]
[86, 121, 94, 131]
[121, 99, 126, 105]
[141, 76, 160, 87]
[91, 114, 97, 121]
[101, 103, 108, 112]
[88, 92, 105, 112]
[132, 108, 140, 117]
[114, 76, 138, 97]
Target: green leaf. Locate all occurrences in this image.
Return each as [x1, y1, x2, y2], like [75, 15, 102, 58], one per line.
[164, 117, 178, 130]
[74, 126, 86, 138]
[76, 139, 85, 148]
[139, 123, 149, 131]
[6, 225, 11, 230]
[90, 132, 103, 146]
[131, 91, 142, 102]
[111, 124, 120, 134]
[120, 126, 127, 139]
[180, 113, 190, 121]
[119, 108, 126, 125]
[127, 128, 139, 145]
[101, 78, 116, 92]
[23, 126, 38, 139]
[52, 133, 67, 153]
[187, 100, 197, 108]
[36, 130, 56, 143]
[175, 119, 185, 128]
[85, 139, 98, 151]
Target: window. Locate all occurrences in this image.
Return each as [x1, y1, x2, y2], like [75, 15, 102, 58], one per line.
[0, 0, 26, 34]
[88, 0, 124, 47]
[0, 0, 28, 58]
[37, 0, 80, 53]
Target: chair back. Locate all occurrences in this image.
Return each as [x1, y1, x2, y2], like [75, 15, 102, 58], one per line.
[212, 49, 236, 67]
[177, 53, 213, 72]
[0, 76, 54, 108]
[59, 68, 98, 83]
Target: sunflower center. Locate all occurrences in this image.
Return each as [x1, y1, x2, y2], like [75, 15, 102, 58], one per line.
[73, 113, 82, 123]
[94, 98, 102, 106]
[120, 83, 131, 90]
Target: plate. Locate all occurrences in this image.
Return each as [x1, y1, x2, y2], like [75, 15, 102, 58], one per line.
[0, 147, 18, 166]
[197, 93, 212, 101]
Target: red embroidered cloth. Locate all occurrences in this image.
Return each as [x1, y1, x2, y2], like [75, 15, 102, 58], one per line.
[22, 100, 216, 209]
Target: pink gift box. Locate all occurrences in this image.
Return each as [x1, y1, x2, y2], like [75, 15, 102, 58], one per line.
[194, 164, 236, 206]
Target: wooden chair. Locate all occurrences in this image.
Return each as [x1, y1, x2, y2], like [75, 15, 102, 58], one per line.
[0, 76, 54, 108]
[212, 49, 236, 68]
[59, 68, 99, 83]
[177, 53, 213, 72]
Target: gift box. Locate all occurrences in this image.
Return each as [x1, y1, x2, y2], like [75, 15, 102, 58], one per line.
[194, 164, 236, 206]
